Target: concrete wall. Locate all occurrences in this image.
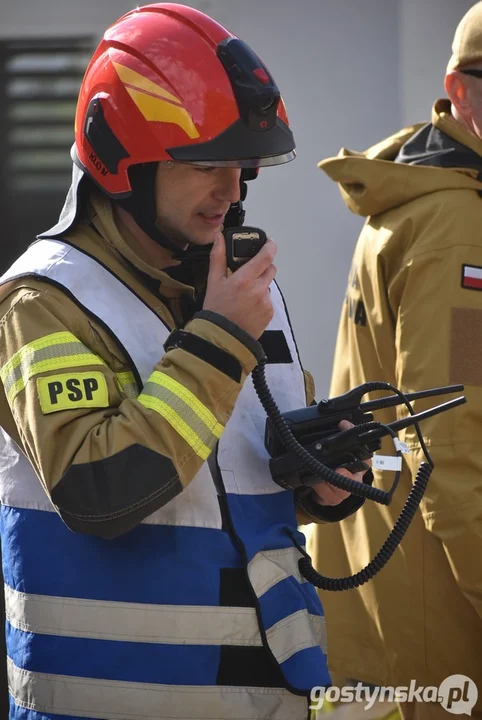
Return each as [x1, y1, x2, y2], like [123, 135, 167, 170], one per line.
[1, 0, 475, 394]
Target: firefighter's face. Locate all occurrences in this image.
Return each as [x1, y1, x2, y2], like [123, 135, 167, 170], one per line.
[154, 162, 241, 246]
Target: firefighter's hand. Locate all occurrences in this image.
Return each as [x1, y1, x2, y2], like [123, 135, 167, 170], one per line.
[203, 232, 277, 339]
[312, 420, 369, 506]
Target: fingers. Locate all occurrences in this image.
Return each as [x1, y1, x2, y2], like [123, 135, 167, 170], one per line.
[208, 232, 227, 281]
[313, 482, 350, 506]
[336, 421, 372, 470]
[312, 462, 366, 506]
[336, 466, 366, 483]
[204, 234, 276, 339]
[257, 261, 277, 289]
[335, 467, 355, 479]
[248, 263, 276, 317]
[235, 238, 277, 281]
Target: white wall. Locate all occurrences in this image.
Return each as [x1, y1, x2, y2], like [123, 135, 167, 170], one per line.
[202, 0, 401, 396]
[1, 0, 474, 396]
[0, 0, 135, 38]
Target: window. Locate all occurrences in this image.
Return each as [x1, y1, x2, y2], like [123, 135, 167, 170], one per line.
[0, 38, 93, 270]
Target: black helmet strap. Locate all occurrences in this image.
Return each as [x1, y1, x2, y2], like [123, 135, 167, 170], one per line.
[114, 162, 184, 254]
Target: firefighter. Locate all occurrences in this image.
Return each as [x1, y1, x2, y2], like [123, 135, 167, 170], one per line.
[0, 4, 368, 719]
[310, 4, 482, 719]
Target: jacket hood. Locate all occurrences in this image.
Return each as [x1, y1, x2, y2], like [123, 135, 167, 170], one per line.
[319, 99, 482, 217]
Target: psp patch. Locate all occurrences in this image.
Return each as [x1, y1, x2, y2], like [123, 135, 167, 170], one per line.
[461, 264, 482, 291]
[37, 372, 109, 414]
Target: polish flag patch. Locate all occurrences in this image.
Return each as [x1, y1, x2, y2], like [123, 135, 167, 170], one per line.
[462, 264, 482, 290]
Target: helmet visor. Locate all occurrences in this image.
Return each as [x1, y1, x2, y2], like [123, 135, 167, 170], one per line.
[175, 150, 296, 169]
[167, 117, 295, 169]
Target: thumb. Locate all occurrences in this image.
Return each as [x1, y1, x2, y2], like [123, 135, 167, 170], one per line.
[208, 232, 227, 280]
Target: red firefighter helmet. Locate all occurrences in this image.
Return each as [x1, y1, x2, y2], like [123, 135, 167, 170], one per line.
[73, 3, 295, 198]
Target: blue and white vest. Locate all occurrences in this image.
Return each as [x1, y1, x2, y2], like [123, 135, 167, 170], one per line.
[0, 239, 330, 720]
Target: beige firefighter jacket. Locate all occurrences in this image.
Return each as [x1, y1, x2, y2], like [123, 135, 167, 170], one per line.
[0, 189, 334, 533]
[308, 100, 482, 702]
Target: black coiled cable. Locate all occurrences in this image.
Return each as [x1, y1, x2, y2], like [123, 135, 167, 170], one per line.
[292, 462, 432, 590]
[251, 359, 434, 590]
[252, 360, 422, 504]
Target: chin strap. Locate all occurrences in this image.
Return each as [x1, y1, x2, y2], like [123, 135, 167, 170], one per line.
[225, 168, 258, 229]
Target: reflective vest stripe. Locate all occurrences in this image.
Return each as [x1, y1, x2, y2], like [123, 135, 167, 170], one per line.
[7, 657, 308, 720]
[266, 609, 327, 662]
[6, 583, 325, 658]
[248, 546, 308, 595]
[5, 585, 262, 646]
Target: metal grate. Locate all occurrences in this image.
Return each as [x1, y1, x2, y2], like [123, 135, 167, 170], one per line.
[0, 38, 93, 269]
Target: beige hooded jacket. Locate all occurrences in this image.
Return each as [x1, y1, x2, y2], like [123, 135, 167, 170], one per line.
[308, 100, 482, 703]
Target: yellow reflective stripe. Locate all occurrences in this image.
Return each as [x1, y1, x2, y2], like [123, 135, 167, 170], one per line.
[0, 331, 106, 405]
[138, 372, 224, 460]
[149, 372, 223, 438]
[115, 371, 138, 398]
[6, 356, 104, 405]
[0, 331, 78, 380]
[139, 394, 212, 460]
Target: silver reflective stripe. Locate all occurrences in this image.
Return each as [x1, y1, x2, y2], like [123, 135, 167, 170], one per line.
[248, 546, 307, 598]
[266, 609, 327, 663]
[5, 585, 262, 646]
[7, 657, 308, 720]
